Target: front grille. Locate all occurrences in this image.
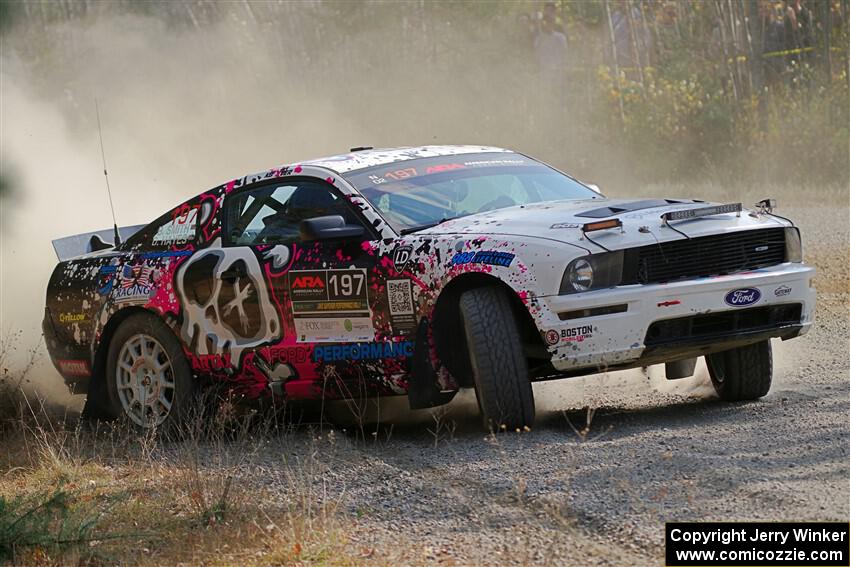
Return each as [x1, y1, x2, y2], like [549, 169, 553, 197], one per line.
[622, 228, 786, 285]
[644, 304, 802, 347]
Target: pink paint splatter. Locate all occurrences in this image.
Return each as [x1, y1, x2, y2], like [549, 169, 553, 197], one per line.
[146, 259, 185, 317]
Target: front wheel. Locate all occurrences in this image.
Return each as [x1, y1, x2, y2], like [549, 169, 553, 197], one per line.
[105, 313, 194, 430]
[459, 286, 535, 431]
[705, 340, 772, 401]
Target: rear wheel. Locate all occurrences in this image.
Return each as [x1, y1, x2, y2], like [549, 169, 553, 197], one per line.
[705, 340, 772, 401]
[459, 286, 535, 431]
[105, 313, 194, 430]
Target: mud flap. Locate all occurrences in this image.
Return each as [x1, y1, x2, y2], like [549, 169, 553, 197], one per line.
[408, 318, 457, 410]
[665, 357, 697, 380]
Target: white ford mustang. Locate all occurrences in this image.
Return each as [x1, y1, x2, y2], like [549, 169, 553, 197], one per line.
[45, 145, 816, 430]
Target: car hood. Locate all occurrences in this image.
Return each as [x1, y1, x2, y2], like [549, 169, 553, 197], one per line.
[416, 198, 789, 252]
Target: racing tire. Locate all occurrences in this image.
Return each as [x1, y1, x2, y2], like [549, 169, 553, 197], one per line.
[105, 312, 194, 431]
[705, 340, 772, 401]
[459, 286, 535, 431]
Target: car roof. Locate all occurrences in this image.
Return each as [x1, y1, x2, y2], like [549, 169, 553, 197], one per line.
[300, 145, 512, 174]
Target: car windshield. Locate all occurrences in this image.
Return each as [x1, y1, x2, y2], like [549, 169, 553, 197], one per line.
[343, 152, 600, 233]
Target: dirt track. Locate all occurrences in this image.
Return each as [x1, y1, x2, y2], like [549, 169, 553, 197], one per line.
[20, 203, 847, 565]
[231, 204, 849, 565]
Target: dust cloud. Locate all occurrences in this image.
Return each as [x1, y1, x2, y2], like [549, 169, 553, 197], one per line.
[0, 6, 585, 375]
[0, 5, 835, 408]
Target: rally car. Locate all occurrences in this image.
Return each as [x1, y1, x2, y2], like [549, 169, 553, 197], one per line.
[44, 145, 816, 430]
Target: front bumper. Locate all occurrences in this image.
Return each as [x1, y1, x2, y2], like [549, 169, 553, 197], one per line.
[538, 262, 816, 373]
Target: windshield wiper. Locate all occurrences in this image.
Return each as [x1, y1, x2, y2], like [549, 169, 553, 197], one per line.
[399, 216, 457, 235]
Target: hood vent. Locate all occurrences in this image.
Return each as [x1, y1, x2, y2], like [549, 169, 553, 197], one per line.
[575, 199, 696, 218]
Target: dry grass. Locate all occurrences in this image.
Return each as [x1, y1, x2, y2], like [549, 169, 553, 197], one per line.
[0, 378, 363, 566]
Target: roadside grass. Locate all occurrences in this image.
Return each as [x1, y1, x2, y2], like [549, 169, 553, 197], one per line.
[0, 366, 360, 566]
[0, 371, 578, 566]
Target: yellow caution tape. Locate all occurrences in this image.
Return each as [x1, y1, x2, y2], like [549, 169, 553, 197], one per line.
[762, 46, 816, 58]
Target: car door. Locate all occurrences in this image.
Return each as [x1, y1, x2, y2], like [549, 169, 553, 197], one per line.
[216, 176, 399, 395]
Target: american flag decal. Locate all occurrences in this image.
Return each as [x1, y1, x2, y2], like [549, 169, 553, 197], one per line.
[121, 265, 154, 288]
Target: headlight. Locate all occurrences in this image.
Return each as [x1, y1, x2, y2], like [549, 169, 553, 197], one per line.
[560, 251, 623, 294]
[569, 259, 594, 291]
[785, 227, 802, 262]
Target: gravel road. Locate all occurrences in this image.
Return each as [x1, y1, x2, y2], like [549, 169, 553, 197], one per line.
[33, 201, 837, 564]
[224, 203, 848, 565]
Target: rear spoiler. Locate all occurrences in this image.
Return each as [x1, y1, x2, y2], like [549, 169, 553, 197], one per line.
[51, 225, 145, 261]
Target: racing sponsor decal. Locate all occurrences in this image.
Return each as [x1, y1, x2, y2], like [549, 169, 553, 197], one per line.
[386, 279, 416, 335]
[724, 287, 762, 307]
[259, 346, 311, 365]
[550, 223, 581, 229]
[366, 164, 467, 185]
[294, 316, 374, 343]
[392, 245, 413, 273]
[462, 158, 525, 167]
[451, 250, 515, 267]
[113, 262, 159, 303]
[140, 250, 193, 259]
[291, 271, 327, 301]
[657, 299, 681, 307]
[774, 284, 792, 297]
[96, 264, 119, 296]
[290, 269, 369, 311]
[544, 329, 560, 346]
[425, 163, 465, 174]
[190, 354, 232, 372]
[58, 312, 87, 324]
[289, 269, 373, 342]
[561, 325, 593, 342]
[152, 204, 198, 245]
[57, 359, 91, 377]
[313, 341, 414, 363]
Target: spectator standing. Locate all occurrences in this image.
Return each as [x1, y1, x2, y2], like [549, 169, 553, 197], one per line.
[763, 2, 787, 82]
[784, 0, 814, 64]
[532, 12, 569, 153]
[610, 1, 652, 72]
[534, 13, 568, 85]
[542, 2, 566, 35]
[516, 12, 538, 56]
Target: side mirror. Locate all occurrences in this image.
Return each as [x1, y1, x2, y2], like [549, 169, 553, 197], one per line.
[299, 215, 365, 241]
[586, 183, 602, 194]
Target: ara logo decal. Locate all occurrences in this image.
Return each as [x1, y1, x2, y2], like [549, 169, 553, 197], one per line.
[392, 245, 413, 273]
[724, 287, 762, 307]
[292, 275, 325, 289]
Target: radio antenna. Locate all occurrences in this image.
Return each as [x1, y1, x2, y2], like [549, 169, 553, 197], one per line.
[95, 99, 121, 246]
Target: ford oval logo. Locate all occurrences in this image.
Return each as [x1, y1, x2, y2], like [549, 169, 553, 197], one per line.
[724, 287, 762, 307]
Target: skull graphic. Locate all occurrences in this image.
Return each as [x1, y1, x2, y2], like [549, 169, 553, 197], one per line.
[176, 241, 281, 365]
